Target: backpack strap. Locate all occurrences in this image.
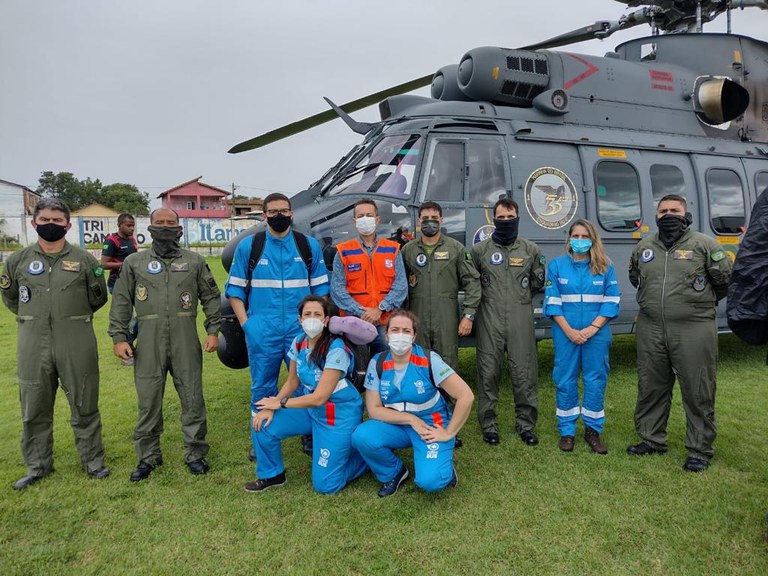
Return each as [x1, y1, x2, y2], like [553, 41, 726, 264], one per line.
[244, 231, 266, 309]
[292, 231, 314, 281]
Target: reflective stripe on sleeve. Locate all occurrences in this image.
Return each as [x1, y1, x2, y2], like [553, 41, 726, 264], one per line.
[546, 297, 563, 306]
[602, 296, 620, 304]
[228, 276, 248, 287]
[310, 274, 329, 286]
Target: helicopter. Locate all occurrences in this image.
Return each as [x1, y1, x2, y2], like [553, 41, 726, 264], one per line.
[217, 0, 768, 369]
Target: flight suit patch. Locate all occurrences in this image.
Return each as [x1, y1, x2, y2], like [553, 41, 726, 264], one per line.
[179, 291, 192, 309]
[538, 255, 546, 265]
[545, 279, 552, 287]
[19, 285, 30, 303]
[692, 275, 707, 291]
[521, 277, 530, 289]
[641, 249, 654, 263]
[62, 260, 81, 272]
[136, 284, 148, 301]
[28, 260, 45, 275]
[171, 262, 189, 272]
[91, 284, 103, 299]
[92, 265, 104, 277]
[673, 250, 693, 260]
[508, 257, 525, 267]
[0, 274, 10, 290]
[207, 278, 218, 290]
[434, 251, 449, 261]
[481, 272, 491, 287]
[711, 250, 726, 262]
[408, 273, 418, 288]
[490, 252, 503, 265]
[415, 253, 428, 267]
[465, 251, 472, 261]
[147, 261, 163, 274]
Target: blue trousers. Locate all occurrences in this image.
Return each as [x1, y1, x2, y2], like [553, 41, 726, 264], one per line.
[552, 326, 610, 436]
[243, 316, 296, 405]
[351, 419, 455, 493]
[252, 401, 367, 494]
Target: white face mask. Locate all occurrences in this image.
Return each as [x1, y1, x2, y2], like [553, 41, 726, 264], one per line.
[301, 318, 324, 339]
[388, 333, 413, 356]
[355, 216, 377, 236]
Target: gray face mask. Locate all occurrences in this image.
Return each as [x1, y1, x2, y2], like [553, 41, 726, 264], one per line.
[420, 219, 440, 238]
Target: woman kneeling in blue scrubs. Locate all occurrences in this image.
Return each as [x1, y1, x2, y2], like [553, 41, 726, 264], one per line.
[352, 310, 474, 497]
[247, 295, 368, 494]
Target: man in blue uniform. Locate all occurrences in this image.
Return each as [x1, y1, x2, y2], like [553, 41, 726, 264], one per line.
[225, 193, 330, 454]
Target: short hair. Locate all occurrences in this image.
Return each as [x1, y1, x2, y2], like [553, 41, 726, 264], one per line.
[117, 213, 135, 225]
[353, 199, 378, 216]
[386, 309, 419, 334]
[493, 197, 519, 217]
[150, 207, 180, 224]
[263, 193, 291, 212]
[418, 201, 443, 218]
[658, 194, 687, 210]
[34, 197, 71, 222]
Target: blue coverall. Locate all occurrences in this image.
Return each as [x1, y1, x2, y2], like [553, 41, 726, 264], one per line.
[252, 337, 368, 494]
[352, 345, 456, 493]
[543, 255, 620, 436]
[225, 231, 329, 408]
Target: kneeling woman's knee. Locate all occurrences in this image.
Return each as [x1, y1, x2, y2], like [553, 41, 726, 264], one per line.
[351, 425, 375, 452]
[313, 476, 345, 495]
[415, 468, 450, 493]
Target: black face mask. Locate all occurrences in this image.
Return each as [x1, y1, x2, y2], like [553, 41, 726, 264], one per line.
[492, 217, 519, 246]
[420, 219, 440, 238]
[148, 225, 182, 258]
[36, 223, 68, 242]
[267, 214, 292, 234]
[656, 213, 690, 248]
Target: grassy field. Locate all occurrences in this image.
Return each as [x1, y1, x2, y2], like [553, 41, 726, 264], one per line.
[1, 257, 767, 575]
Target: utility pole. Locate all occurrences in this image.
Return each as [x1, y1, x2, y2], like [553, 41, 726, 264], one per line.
[230, 182, 238, 233]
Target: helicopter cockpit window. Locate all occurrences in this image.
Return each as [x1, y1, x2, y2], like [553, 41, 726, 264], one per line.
[756, 171, 768, 196]
[595, 161, 642, 231]
[324, 134, 423, 199]
[467, 140, 507, 204]
[650, 164, 686, 204]
[424, 142, 464, 202]
[707, 169, 745, 235]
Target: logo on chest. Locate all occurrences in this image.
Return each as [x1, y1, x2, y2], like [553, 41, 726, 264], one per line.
[147, 261, 163, 274]
[347, 263, 362, 273]
[27, 260, 44, 275]
[414, 380, 426, 395]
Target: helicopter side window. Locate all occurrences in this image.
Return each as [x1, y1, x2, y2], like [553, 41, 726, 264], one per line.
[595, 161, 642, 231]
[707, 169, 745, 235]
[424, 142, 464, 202]
[650, 164, 686, 204]
[467, 140, 508, 204]
[325, 134, 423, 199]
[756, 171, 768, 196]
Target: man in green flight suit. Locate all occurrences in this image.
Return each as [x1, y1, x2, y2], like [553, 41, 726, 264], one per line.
[402, 201, 481, 371]
[627, 194, 732, 472]
[1, 198, 109, 490]
[472, 198, 545, 447]
[109, 208, 221, 481]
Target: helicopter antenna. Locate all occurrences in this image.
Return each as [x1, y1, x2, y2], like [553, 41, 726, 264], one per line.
[696, 0, 703, 32]
[727, 1, 732, 33]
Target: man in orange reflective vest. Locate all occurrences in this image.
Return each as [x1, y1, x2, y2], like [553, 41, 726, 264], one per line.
[331, 199, 408, 355]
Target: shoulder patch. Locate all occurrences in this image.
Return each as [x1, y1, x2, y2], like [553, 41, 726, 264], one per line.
[0, 274, 11, 290]
[465, 251, 472, 261]
[545, 279, 552, 287]
[538, 255, 546, 265]
[92, 265, 104, 277]
[711, 250, 726, 262]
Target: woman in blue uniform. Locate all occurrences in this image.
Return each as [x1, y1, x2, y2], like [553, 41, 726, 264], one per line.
[544, 219, 620, 454]
[248, 295, 368, 493]
[351, 310, 474, 497]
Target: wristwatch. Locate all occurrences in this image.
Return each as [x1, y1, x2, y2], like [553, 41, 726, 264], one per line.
[280, 397, 288, 409]
[464, 313, 475, 321]
[378, 303, 387, 312]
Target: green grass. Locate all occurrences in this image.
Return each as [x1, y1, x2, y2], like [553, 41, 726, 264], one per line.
[1, 257, 767, 575]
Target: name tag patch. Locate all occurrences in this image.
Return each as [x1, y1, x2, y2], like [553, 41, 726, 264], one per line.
[674, 250, 693, 260]
[434, 251, 449, 261]
[171, 262, 189, 272]
[347, 263, 362, 272]
[508, 257, 525, 267]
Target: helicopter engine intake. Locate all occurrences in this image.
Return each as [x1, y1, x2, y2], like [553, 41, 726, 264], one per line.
[694, 76, 750, 125]
[457, 47, 551, 107]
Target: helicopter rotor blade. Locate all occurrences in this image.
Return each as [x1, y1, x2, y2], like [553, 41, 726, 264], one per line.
[228, 73, 433, 153]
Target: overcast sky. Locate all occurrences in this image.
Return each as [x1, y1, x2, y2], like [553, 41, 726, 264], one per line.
[1, 0, 766, 205]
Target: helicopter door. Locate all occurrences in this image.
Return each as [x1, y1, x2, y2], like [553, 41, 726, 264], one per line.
[417, 135, 511, 247]
[637, 151, 698, 229]
[742, 159, 768, 207]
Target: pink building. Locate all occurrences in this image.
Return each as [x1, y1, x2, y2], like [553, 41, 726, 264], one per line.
[157, 177, 230, 218]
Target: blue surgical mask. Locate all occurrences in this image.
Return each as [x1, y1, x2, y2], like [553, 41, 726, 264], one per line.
[569, 238, 592, 254]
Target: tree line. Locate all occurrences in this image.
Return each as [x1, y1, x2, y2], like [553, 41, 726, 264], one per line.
[36, 171, 150, 215]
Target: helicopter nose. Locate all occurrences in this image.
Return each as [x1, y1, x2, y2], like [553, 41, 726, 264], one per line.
[458, 55, 474, 87]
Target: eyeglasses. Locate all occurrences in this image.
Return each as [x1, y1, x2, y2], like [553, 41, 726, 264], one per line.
[265, 209, 291, 217]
